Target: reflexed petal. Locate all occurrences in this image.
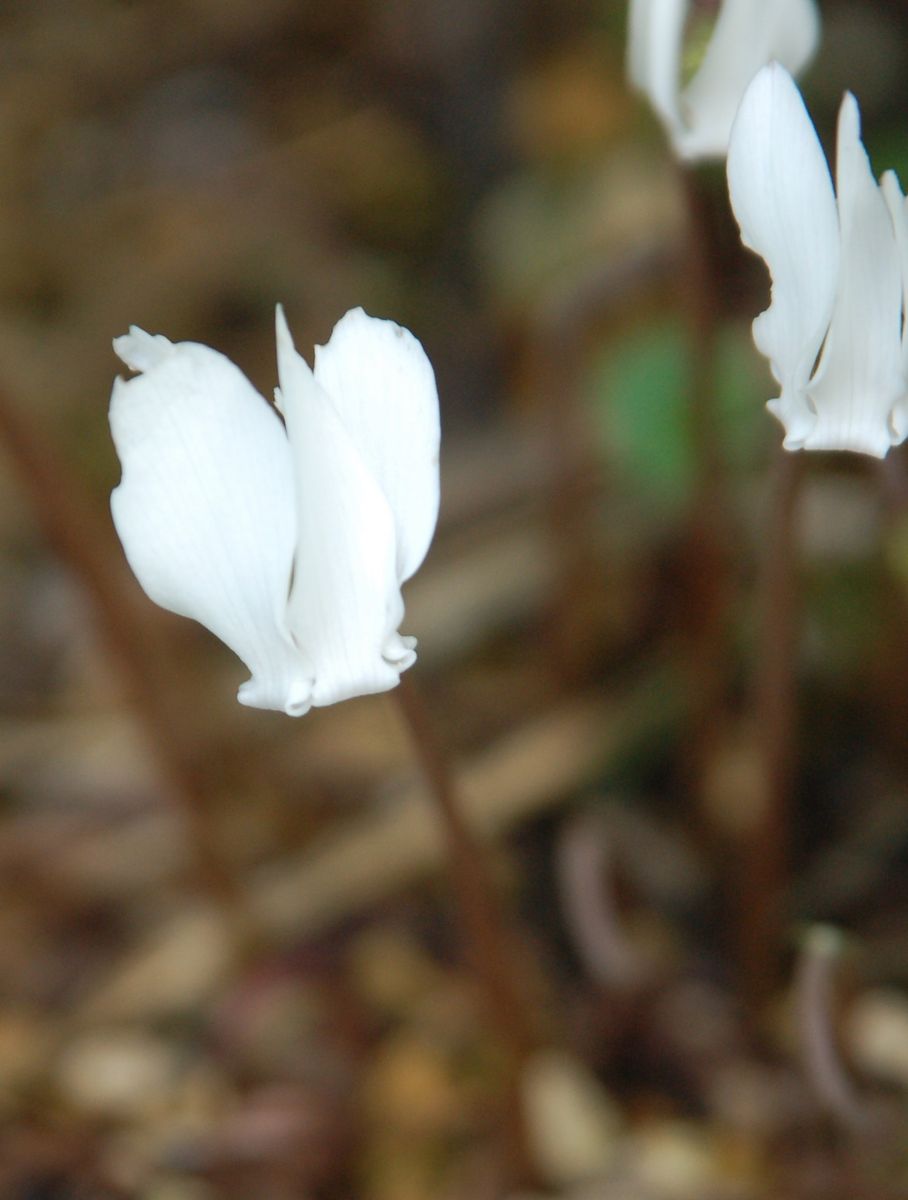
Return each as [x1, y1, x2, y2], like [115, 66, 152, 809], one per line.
[626, 0, 688, 143]
[313, 307, 440, 582]
[727, 64, 839, 444]
[881, 170, 908, 442]
[807, 95, 906, 456]
[681, 0, 820, 159]
[109, 329, 314, 716]
[276, 308, 409, 708]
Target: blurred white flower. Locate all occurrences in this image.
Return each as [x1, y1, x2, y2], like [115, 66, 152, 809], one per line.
[109, 307, 440, 715]
[728, 63, 908, 457]
[627, 0, 820, 161]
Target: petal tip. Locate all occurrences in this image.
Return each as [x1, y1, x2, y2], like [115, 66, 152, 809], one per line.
[837, 90, 862, 145]
[274, 302, 292, 347]
[274, 306, 316, 390]
[237, 675, 314, 717]
[113, 327, 173, 373]
[383, 632, 417, 672]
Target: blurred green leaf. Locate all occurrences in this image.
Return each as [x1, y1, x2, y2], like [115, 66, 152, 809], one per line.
[587, 315, 769, 513]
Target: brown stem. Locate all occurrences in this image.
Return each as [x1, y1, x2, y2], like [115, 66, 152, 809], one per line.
[0, 386, 248, 921]
[739, 446, 802, 1007]
[878, 444, 908, 516]
[677, 167, 734, 813]
[392, 672, 536, 1180]
[875, 448, 908, 752]
[680, 169, 725, 492]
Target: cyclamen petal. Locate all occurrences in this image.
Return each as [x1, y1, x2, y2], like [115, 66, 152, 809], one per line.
[627, 0, 820, 161]
[881, 172, 908, 442]
[728, 65, 908, 458]
[109, 308, 440, 714]
[110, 332, 314, 716]
[626, 0, 688, 146]
[313, 307, 440, 583]
[276, 307, 407, 708]
[806, 95, 904, 455]
[726, 62, 839, 443]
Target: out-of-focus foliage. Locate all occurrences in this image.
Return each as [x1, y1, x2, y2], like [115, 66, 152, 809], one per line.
[589, 316, 768, 510]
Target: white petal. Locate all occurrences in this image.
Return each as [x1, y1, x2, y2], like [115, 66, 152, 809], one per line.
[626, 0, 688, 146]
[727, 64, 839, 445]
[806, 95, 906, 456]
[313, 307, 440, 583]
[882, 171, 908, 345]
[681, 0, 820, 159]
[109, 329, 314, 716]
[276, 308, 411, 708]
[882, 170, 908, 444]
[113, 327, 175, 373]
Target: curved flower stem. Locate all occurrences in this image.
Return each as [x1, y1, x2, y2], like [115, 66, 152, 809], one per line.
[393, 673, 537, 1180]
[739, 446, 802, 1007]
[0, 386, 250, 927]
[556, 809, 646, 990]
[795, 926, 865, 1130]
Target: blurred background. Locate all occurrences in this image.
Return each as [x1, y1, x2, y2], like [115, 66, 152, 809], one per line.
[2, 1, 908, 1197]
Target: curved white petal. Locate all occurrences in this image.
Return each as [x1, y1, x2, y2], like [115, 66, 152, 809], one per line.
[626, 0, 688, 145]
[313, 307, 440, 583]
[276, 308, 410, 708]
[681, 0, 820, 159]
[882, 171, 908, 350]
[727, 64, 839, 445]
[882, 170, 908, 443]
[806, 95, 906, 456]
[109, 329, 314, 716]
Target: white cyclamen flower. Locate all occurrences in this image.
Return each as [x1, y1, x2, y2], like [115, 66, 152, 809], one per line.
[109, 307, 440, 715]
[728, 64, 908, 458]
[627, 0, 820, 161]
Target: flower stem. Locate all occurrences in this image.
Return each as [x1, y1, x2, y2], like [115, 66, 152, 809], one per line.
[0, 386, 250, 927]
[677, 167, 734, 814]
[392, 672, 536, 1179]
[556, 809, 646, 990]
[795, 926, 864, 1130]
[739, 446, 802, 1007]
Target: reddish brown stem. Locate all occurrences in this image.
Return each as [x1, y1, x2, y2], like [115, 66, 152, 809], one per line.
[0, 387, 247, 919]
[878, 445, 908, 515]
[393, 673, 536, 1180]
[677, 167, 734, 812]
[739, 446, 802, 1007]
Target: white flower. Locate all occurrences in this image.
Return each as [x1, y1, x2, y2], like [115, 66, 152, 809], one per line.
[727, 64, 908, 458]
[109, 307, 440, 715]
[627, 0, 820, 161]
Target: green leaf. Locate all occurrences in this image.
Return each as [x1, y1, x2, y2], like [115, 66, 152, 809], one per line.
[586, 315, 769, 512]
